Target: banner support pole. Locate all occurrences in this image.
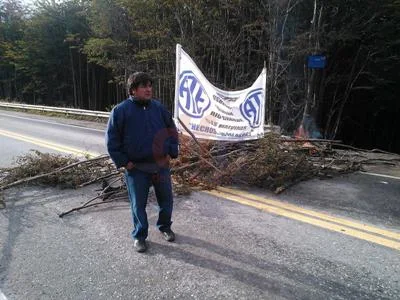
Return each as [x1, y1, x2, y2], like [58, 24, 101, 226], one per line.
[174, 44, 182, 121]
[263, 60, 268, 127]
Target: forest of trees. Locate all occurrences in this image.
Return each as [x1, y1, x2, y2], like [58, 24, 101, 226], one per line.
[1, 0, 399, 152]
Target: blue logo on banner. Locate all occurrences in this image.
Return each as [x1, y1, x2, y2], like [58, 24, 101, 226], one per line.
[240, 88, 263, 128]
[179, 71, 211, 118]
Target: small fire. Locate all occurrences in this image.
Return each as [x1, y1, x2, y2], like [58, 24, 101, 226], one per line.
[294, 116, 322, 155]
[295, 124, 308, 139]
[295, 115, 322, 140]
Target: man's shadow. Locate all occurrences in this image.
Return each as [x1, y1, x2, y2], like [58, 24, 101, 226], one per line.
[147, 234, 379, 299]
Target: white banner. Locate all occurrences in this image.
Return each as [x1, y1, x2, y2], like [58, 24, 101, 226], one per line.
[174, 44, 266, 141]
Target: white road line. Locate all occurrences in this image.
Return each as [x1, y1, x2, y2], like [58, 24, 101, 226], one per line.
[0, 290, 8, 300]
[360, 171, 400, 180]
[0, 112, 106, 133]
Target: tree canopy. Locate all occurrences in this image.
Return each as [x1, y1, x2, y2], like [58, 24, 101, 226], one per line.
[1, 0, 399, 152]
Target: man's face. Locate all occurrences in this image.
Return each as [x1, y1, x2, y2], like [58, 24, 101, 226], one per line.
[133, 82, 152, 101]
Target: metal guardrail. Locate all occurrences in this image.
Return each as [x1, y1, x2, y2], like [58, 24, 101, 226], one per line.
[0, 101, 280, 133]
[0, 102, 110, 118]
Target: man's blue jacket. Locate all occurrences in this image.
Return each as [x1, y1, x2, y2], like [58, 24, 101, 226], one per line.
[106, 97, 179, 169]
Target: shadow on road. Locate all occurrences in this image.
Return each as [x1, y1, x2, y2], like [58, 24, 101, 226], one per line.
[148, 234, 388, 299]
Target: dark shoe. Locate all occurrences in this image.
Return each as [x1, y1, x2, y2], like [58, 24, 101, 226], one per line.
[161, 230, 175, 242]
[133, 239, 147, 252]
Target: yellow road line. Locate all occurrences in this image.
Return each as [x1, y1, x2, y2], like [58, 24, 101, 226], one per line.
[217, 186, 400, 241]
[0, 129, 99, 158]
[204, 189, 400, 251]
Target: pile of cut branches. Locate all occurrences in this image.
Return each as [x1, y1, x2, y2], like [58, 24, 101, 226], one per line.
[171, 133, 354, 194]
[0, 150, 116, 190]
[1, 133, 399, 216]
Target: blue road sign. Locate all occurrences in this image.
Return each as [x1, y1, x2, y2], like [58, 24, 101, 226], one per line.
[308, 55, 326, 69]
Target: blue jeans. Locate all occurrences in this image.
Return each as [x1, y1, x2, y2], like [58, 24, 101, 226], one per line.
[125, 168, 173, 240]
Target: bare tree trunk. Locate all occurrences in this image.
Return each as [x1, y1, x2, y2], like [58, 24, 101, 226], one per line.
[303, 0, 324, 122]
[266, 0, 298, 125]
[69, 47, 77, 107]
[92, 67, 97, 110]
[266, 1, 277, 125]
[78, 52, 83, 108]
[13, 64, 18, 99]
[87, 62, 91, 110]
[330, 47, 367, 139]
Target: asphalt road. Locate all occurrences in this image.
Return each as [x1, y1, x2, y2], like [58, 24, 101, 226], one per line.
[0, 109, 399, 299]
[0, 110, 105, 166]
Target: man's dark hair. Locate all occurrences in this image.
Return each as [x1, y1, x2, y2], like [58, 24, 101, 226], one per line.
[127, 72, 153, 95]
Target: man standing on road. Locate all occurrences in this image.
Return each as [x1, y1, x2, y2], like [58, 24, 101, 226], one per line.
[106, 72, 179, 253]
